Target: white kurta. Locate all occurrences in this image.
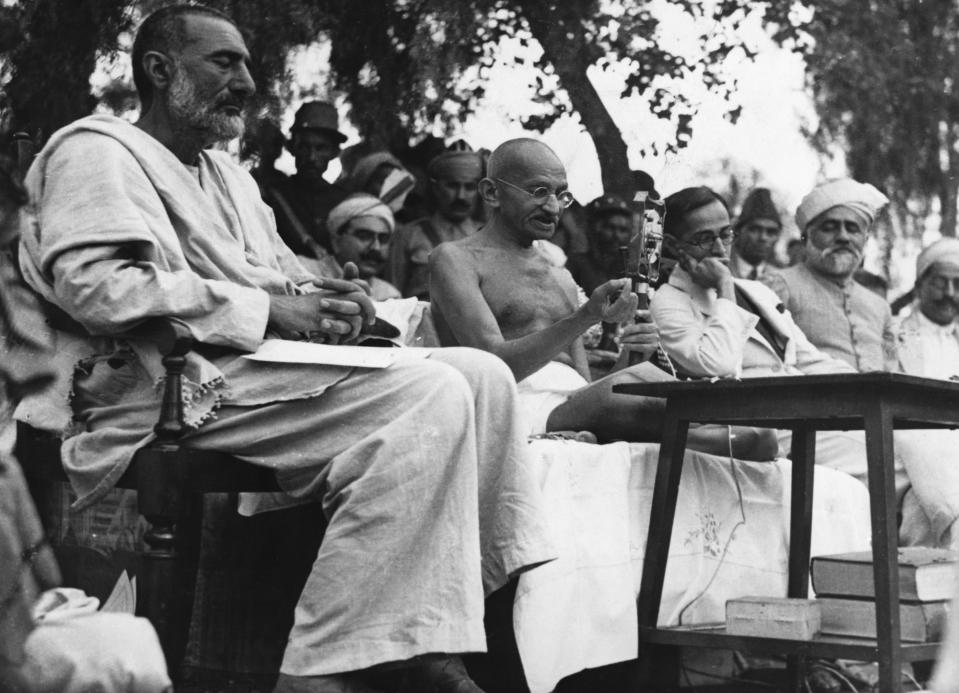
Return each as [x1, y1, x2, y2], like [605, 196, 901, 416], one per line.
[652, 267, 959, 549]
[15, 115, 556, 676]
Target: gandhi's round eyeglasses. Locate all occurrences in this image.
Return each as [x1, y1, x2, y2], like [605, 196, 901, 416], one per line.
[493, 178, 575, 208]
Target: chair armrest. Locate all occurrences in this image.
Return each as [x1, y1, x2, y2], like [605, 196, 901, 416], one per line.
[125, 317, 195, 357]
[125, 318, 196, 444]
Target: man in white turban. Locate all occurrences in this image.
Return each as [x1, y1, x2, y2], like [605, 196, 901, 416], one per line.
[763, 179, 959, 550]
[321, 194, 401, 301]
[896, 237, 959, 378]
[763, 178, 895, 371]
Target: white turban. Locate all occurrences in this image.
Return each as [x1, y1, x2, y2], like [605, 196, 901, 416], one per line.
[327, 194, 395, 235]
[795, 179, 889, 233]
[916, 237, 959, 281]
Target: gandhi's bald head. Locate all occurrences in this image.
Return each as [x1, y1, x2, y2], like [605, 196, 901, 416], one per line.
[481, 138, 569, 244]
[487, 138, 563, 181]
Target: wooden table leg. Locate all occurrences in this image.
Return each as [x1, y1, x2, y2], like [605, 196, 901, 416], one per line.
[636, 405, 689, 687]
[786, 425, 816, 693]
[863, 401, 903, 693]
[637, 405, 690, 627]
[787, 424, 816, 598]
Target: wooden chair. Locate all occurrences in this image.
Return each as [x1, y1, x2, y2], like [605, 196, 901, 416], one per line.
[10, 134, 322, 682]
[17, 318, 284, 677]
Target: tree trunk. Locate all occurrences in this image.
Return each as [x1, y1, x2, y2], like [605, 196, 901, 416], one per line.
[522, 3, 633, 200]
[939, 127, 959, 237]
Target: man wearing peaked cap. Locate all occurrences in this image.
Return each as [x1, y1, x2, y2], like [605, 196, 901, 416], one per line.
[731, 188, 782, 280]
[566, 194, 634, 295]
[389, 149, 485, 299]
[264, 100, 349, 257]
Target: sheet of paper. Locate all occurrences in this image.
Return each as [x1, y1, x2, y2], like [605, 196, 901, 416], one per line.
[101, 570, 136, 614]
[244, 339, 399, 368]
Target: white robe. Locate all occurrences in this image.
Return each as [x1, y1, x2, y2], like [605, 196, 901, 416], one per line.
[15, 114, 556, 676]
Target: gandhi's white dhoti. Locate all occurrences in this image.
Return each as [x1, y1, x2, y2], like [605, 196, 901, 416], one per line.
[516, 361, 588, 436]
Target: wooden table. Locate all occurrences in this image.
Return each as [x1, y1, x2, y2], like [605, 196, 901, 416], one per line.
[613, 372, 959, 693]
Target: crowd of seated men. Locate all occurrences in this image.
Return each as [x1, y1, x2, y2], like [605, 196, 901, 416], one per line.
[4, 3, 959, 693]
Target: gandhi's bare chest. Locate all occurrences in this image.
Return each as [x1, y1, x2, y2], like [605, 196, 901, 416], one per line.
[480, 258, 577, 339]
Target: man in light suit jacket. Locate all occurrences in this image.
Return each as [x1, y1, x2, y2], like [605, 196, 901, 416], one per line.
[650, 186, 959, 550]
[650, 187, 851, 381]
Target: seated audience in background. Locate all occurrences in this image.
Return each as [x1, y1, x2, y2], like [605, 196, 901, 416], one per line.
[891, 288, 917, 316]
[430, 139, 776, 460]
[762, 178, 897, 372]
[547, 199, 588, 256]
[651, 185, 959, 550]
[394, 135, 448, 223]
[301, 194, 401, 301]
[14, 6, 555, 691]
[566, 194, 634, 356]
[390, 150, 484, 299]
[786, 237, 805, 266]
[566, 194, 633, 295]
[265, 101, 349, 257]
[336, 140, 375, 185]
[243, 118, 288, 195]
[896, 238, 959, 379]
[729, 187, 782, 279]
[853, 268, 889, 299]
[345, 151, 416, 217]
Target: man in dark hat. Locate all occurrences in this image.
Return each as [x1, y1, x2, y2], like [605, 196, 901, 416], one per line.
[389, 149, 484, 299]
[244, 117, 289, 194]
[730, 187, 782, 280]
[566, 193, 634, 295]
[265, 101, 350, 257]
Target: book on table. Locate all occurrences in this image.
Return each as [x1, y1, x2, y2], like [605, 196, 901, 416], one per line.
[810, 547, 958, 602]
[818, 596, 949, 642]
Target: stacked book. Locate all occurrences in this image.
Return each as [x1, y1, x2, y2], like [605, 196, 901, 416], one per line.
[811, 547, 958, 642]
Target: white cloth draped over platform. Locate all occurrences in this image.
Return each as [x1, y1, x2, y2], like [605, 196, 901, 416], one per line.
[515, 439, 871, 693]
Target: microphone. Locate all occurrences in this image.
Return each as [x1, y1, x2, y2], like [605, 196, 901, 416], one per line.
[620, 191, 665, 365]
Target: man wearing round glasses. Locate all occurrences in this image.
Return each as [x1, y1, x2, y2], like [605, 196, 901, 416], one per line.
[323, 194, 401, 301]
[429, 140, 776, 459]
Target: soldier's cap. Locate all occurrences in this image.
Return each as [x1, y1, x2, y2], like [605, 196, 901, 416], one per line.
[586, 194, 631, 219]
[290, 101, 347, 143]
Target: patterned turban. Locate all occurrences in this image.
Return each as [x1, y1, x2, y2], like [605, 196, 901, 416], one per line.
[327, 194, 395, 235]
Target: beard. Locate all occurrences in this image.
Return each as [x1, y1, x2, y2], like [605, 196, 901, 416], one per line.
[811, 246, 862, 277]
[168, 67, 244, 143]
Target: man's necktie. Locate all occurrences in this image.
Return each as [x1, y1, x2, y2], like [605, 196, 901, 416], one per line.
[747, 266, 759, 280]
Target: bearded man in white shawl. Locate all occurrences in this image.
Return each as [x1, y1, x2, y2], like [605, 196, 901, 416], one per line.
[14, 5, 556, 692]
